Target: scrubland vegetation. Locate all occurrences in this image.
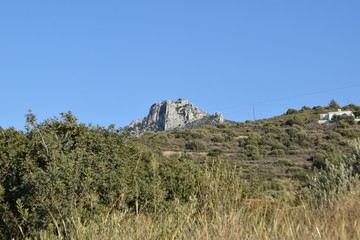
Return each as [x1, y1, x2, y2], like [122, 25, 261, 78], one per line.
[1, 101, 360, 239]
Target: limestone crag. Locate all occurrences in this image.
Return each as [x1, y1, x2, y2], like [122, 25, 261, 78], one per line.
[127, 99, 224, 135]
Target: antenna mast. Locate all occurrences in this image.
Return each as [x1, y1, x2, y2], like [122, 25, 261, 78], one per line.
[252, 105, 256, 121]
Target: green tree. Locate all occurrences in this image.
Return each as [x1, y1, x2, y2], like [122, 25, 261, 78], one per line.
[328, 99, 340, 109]
[0, 112, 169, 238]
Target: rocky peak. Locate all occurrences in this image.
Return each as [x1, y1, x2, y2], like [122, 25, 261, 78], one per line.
[127, 99, 224, 135]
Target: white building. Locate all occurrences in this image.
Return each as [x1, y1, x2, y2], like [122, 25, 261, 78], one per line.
[319, 109, 357, 124]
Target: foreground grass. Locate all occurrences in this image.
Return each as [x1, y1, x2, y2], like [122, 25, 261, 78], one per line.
[38, 188, 360, 240]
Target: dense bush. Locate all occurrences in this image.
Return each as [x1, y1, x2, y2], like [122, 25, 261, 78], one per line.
[334, 114, 355, 126]
[245, 145, 262, 160]
[247, 132, 261, 145]
[285, 115, 305, 126]
[0, 113, 250, 239]
[271, 149, 286, 156]
[207, 148, 223, 157]
[286, 109, 299, 115]
[287, 125, 307, 144]
[222, 129, 237, 141]
[311, 152, 327, 169]
[300, 106, 311, 112]
[285, 113, 312, 126]
[313, 105, 326, 113]
[263, 123, 281, 134]
[185, 140, 207, 151]
[211, 134, 226, 143]
[1, 112, 168, 238]
[310, 139, 360, 204]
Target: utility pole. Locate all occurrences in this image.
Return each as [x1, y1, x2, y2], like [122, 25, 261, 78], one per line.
[252, 105, 256, 121]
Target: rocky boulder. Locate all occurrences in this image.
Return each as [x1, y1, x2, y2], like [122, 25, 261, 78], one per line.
[127, 99, 224, 135]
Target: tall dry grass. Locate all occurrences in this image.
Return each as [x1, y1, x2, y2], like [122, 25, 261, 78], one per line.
[37, 187, 360, 240]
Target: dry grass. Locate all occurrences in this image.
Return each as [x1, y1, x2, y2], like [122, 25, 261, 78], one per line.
[38, 189, 360, 240]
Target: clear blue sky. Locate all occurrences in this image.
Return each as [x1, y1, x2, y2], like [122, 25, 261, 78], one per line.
[1, 1, 359, 130]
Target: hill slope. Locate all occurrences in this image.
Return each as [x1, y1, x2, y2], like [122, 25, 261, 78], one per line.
[130, 103, 360, 179]
[1, 102, 360, 239]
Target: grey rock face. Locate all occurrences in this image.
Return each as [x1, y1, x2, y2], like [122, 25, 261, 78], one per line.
[127, 99, 224, 135]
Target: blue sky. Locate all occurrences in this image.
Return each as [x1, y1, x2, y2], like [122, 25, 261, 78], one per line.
[1, 1, 359, 130]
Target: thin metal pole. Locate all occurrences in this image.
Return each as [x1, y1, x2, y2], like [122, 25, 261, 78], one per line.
[253, 105, 256, 121]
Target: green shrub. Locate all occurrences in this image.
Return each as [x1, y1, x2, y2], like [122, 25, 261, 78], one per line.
[222, 129, 237, 141]
[339, 128, 359, 138]
[287, 125, 307, 144]
[203, 126, 218, 133]
[245, 145, 262, 160]
[161, 155, 200, 202]
[207, 148, 223, 157]
[310, 160, 358, 204]
[348, 139, 360, 174]
[211, 134, 225, 143]
[310, 139, 360, 204]
[286, 109, 299, 115]
[261, 133, 279, 146]
[174, 129, 188, 139]
[247, 132, 261, 145]
[189, 129, 207, 139]
[279, 132, 291, 147]
[185, 140, 207, 151]
[174, 129, 207, 140]
[285, 115, 304, 126]
[311, 152, 327, 169]
[272, 149, 286, 156]
[238, 138, 247, 148]
[326, 131, 342, 140]
[293, 172, 309, 182]
[263, 124, 281, 134]
[334, 114, 355, 126]
[275, 159, 293, 166]
[318, 143, 335, 152]
[300, 106, 311, 112]
[217, 123, 227, 129]
[313, 106, 326, 113]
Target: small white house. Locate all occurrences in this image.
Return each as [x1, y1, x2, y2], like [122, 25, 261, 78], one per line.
[319, 109, 356, 124]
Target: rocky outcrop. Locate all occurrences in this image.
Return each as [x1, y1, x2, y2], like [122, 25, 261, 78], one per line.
[127, 99, 224, 135]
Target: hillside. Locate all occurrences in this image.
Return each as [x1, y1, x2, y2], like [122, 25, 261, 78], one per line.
[130, 103, 360, 180]
[1, 101, 360, 239]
